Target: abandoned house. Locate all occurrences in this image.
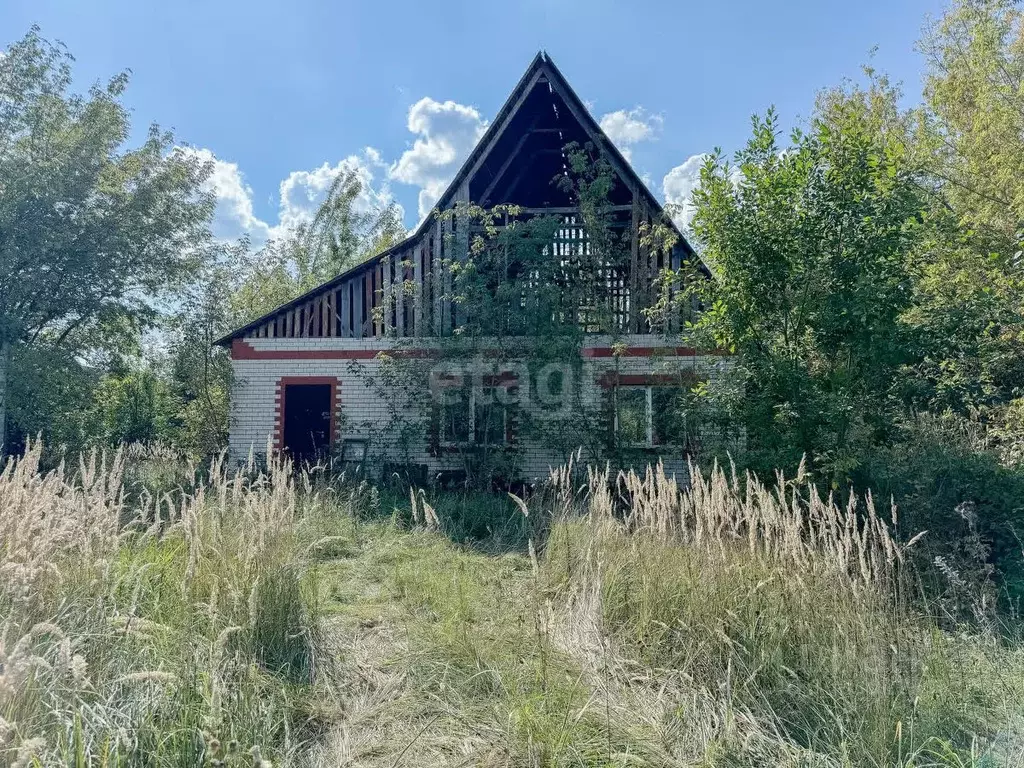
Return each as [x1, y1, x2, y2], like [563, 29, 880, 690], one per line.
[216, 52, 726, 480]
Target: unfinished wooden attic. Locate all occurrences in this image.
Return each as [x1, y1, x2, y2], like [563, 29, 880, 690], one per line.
[217, 52, 703, 349]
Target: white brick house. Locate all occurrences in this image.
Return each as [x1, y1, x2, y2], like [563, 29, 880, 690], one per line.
[216, 53, 723, 482]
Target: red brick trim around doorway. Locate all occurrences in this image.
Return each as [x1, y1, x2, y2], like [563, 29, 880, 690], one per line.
[273, 376, 341, 452]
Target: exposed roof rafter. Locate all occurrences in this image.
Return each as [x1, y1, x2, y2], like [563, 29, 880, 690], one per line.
[216, 51, 703, 346]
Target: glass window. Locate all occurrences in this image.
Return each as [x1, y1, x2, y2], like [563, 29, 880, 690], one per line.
[652, 387, 686, 446]
[615, 387, 650, 446]
[474, 387, 507, 445]
[439, 387, 471, 444]
[439, 386, 509, 446]
[615, 385, 691, 448]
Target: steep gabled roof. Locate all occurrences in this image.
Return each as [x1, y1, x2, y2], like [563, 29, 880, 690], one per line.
[216, 51, 701, 346]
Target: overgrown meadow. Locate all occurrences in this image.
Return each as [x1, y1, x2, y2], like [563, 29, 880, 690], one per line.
[2, 444, 1022, 767]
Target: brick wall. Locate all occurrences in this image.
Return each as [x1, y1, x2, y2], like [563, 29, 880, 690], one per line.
[228, 335, 729, 482]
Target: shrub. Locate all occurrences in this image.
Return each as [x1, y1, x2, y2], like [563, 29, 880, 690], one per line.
[858, 413, 1024, 607]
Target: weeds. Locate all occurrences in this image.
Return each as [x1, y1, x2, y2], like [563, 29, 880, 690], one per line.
[3, 443, 1022, 766]
[0, 441, 337, 766]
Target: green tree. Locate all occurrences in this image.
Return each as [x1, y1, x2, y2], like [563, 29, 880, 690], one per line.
[230, 171, 406, 326]
[686, 103, 925, 479]
[903, 0, 1024, 416]
[167, 247, 247, 458]
[921, 0, 1024, 251]
[89, 365, 177, 445]
[305, 167, 406, 277]
[0, 27, 214, 452]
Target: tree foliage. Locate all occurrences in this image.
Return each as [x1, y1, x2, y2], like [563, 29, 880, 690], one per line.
[678, 0, 1024, 595]
[0, 27, 214, 450]
[305, 167, 406, 275]
[904, 0, 1024, 415]
[686, 103, 924, 478]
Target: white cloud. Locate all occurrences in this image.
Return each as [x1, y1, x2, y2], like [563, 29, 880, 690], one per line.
[388, 97, 488, 219]
[178, 147, 272, 246]
[662, 153, 709, 230]
[179, 146, 400, 248]
[599, 107, 663, 163]
[277, 149, 398, 235]
[663, 153, 744, 231]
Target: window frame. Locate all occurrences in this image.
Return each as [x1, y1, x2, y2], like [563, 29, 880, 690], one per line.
[437, 384, 511, 449]
[473, 386, 509, 446]
[438, 386, 473, 446]
[613, 383, 690, 449]
[613, 385, 654, 447]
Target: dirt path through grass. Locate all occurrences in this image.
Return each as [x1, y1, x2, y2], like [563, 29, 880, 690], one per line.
[308, 521, 664, 767]
[306, 521, 741, 768]
[302, 513, 1024, 767]
[308, 524, 522, 766]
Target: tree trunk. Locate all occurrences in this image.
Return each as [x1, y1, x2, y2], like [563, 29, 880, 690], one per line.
[0, 339, 9, 460]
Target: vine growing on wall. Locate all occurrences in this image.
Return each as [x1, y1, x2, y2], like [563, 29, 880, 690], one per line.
[349, 145, 704, 487]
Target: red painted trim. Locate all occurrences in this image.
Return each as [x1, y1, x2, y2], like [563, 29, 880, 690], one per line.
[584, 346, 711, 358]
[233, 338, 725, 361]
[274, 376, 341, 453]
[597, 371, 701, 388]
[233, 340, 381, 360]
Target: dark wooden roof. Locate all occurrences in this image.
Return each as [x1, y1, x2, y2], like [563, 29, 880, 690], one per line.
[216, 52, 703, 346]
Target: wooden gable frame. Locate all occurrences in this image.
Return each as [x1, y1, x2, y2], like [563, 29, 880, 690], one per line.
[216, 52, 706, 347]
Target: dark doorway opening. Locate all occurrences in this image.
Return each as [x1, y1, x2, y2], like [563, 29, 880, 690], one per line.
[282, 383, 333, 464]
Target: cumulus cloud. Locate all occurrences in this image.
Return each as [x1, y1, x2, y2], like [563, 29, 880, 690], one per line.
[179, 147, 272, 245]
[599, 107, 663, 163]
[180, 147, 400, 248]
[277, 149, 398, 234]
[662, 153, 709, 230]
[388, 97, 488, 219]
[663, 153, 744, 231]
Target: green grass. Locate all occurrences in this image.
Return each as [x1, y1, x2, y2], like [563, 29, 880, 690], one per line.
[5, 446, 1023, 767]
[309, 473, 1024, 767]
[315, 519, 680, 766]
[0, 446, 340, 767]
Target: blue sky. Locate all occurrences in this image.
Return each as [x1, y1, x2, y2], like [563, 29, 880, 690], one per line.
[3, 0, 942, 242]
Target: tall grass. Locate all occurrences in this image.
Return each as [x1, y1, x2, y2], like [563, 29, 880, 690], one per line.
[541, 460, 1024, 765]
[3, 441, 1021, 766]
[0, 441, 336, 767]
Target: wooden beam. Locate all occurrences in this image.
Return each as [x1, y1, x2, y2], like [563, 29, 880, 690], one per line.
[639, 199, 651, 333]
[545, 73, 637, 193]
[453, 181, 470, 331]
[395, 252, 405, 337]
[630, 190, 640, 334]
[501, 149, 565, 204]
[462, 68, 546, 183]
[413, 241, 423, 336]
[432, 220, 443, 336]
[340, 282, 350, 337]
[352, 279, 363, 338]
[441, 217, 452, 334]
[363, 272, 372, 338]
[380, 256, 387, 335]
[479, 114, 542, 205]
[515, 205, 632, 216]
